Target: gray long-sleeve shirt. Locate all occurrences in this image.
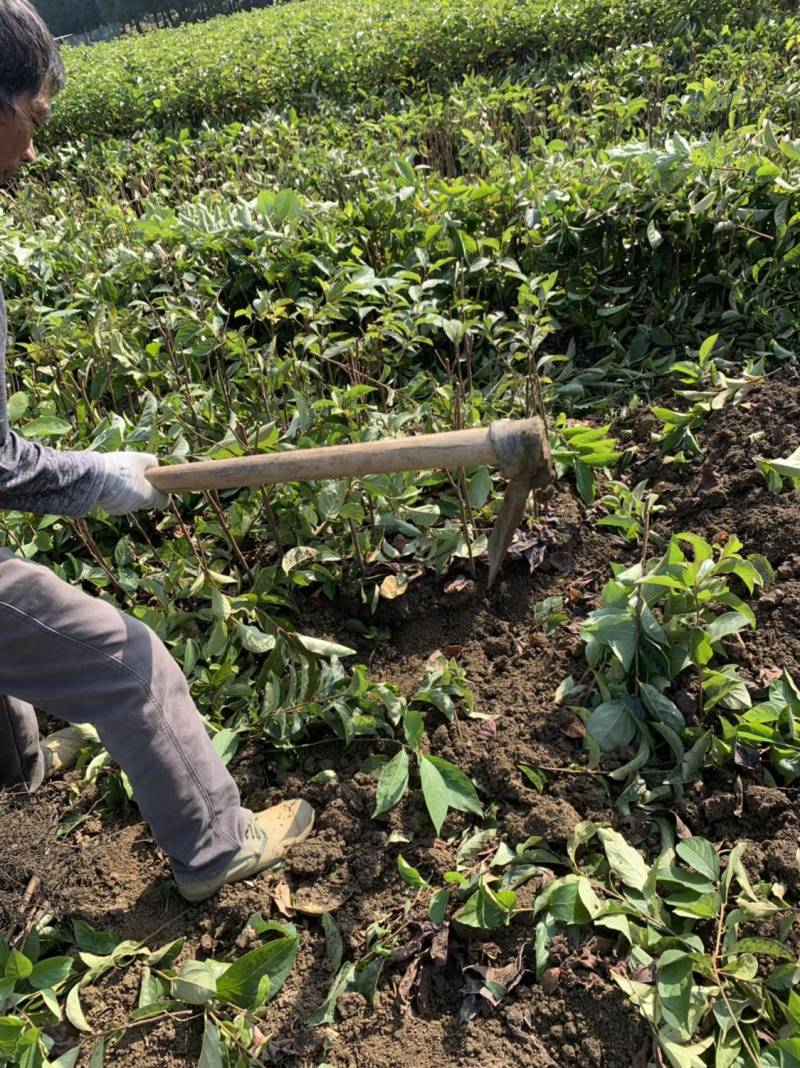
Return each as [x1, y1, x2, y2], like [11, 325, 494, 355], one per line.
[0, 288, 106, 516]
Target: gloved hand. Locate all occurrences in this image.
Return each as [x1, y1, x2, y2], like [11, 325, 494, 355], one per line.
[96, 452, 169, 515]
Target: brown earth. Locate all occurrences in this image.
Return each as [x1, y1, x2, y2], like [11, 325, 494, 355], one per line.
[2, 371, 800, 1067]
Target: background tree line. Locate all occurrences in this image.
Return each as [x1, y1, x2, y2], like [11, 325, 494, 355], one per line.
[37, 0, 275, 39]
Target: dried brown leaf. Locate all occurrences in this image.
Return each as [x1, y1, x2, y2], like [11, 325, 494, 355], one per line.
[540, 967, 561, 994]
[271, 880, 294, 917]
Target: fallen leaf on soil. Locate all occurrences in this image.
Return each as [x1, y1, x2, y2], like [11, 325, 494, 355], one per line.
[430, 926, 449, 969]
[271, 880, 294, 917]
[444, 576, 471, 595]
[507, 525, 558, 573]
[759, 665, 783, 686]
[460, 942, 531, 1022]
[293, 895, 347, 915]
[506, 1009, 559, 1063]
[443, 644, 464, 658]
[697, 463, 720, 493]
[734, 742, 760, 774]
[673, 812, 693, 839]
[380, 574, 408, 600]
[559, 716, 587, 739]
[395, 956, 422, 1012]
[476, 718, 497, 744]
[540, 967, 560, 994]
[390, 921, 451, 1015]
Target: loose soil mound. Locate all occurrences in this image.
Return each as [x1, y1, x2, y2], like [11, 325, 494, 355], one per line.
[2, 372, 799, 1066]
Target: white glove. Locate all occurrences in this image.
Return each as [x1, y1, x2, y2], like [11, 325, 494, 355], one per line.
[96, 452, 169, 515]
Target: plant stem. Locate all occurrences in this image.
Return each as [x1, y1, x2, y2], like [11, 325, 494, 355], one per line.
[633, 499, 653, 692]
[72, 519, 129, 602]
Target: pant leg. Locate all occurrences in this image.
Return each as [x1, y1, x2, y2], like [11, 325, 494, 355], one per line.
[0, 695, 43, 793]
[0, 548, 251, 879]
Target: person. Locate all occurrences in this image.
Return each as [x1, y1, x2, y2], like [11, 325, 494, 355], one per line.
[0, 0, 314, 903]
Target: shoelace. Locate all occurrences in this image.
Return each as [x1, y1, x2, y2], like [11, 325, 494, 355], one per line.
[243, 820, 265, 845]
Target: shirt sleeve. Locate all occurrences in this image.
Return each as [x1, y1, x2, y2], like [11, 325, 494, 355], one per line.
[0, 289, 108, 517]
[0, 429, 108, 517]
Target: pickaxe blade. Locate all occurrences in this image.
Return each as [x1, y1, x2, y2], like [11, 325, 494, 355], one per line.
[486, 417, 553, 587]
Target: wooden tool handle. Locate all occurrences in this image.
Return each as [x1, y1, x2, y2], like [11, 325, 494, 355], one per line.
[145, 426, 498, 493]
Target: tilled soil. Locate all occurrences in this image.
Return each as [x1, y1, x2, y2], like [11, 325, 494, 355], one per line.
[2, 372, 799, 1067]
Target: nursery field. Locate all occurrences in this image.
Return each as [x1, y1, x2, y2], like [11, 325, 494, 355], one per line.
[3, 0, 800, 1064]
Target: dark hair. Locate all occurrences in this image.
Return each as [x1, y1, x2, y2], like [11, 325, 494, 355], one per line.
[0, 0, 64, 114]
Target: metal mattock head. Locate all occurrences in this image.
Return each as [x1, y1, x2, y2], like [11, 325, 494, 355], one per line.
[486, 416, 553, 587]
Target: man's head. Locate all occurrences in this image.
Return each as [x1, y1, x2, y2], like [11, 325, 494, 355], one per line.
[0, 0, 63, 185]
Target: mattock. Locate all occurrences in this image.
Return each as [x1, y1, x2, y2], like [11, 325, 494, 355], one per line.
[145, 417, 553, 586]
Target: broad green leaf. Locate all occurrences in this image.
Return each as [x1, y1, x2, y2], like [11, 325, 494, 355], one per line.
[297, 634, 356, 658]
[419, 755, 449, 834]
[587, 700, 635, 752]
[762, 1038, 800, 1067]
[172, 960, 222, 1005]
[676, 838, 720, 882]
[397, 854, 429, 889]
[647, 219, 663, 249]
[322, 912, 343, 975]
[665, 890, 721, 919]
[216, 930, 299, 1008]
[518, 765, 546, 792]
[639, 683, 685, 734]
[88, 1040, 105, 1068]
[4, 951, 32, 981]
[598, 828, 650, 891]
[469, 467, 493, 508]
[659, 1033, 714, 1068]
[145, 939, 184, 971]
[236, 622, 277, 654]
[65, 983, 91, 1032]
[455, 882, 517, 928]
[429, 889, 450, 925]
[49, 1048, 81, 1068]
[372, 748, 409, 818]
[210, 728, 240, 766]
[728, 938, 794, 961]
[309, 962, 356, 1027]
[425, 755, 482, 818]
[6, 392, 28, 424]
[0, 1017, 24, 1057]
[21, 416, 73, 439]
[198, 1020, 224, 1068]
[657, 948, 693, 1036]
[403, 708, 424, 752]
[707, 612, 752, 643]
[583, 610, 637, 670]
[533, 874, 601, 924]
[698, 333, 719, 362]
[28, 956, 72, 990]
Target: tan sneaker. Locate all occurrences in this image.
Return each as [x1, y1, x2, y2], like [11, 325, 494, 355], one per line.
[176, 800, 315, 903]
[41, 724, 99, 778]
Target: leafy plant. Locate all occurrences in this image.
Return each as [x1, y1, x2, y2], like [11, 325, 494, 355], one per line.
[372, 705, 483, 834]
[756, 446, 800, 494]
[597, 479, 664, 543]
[577, 533, 769, 799]
[536, 825, 800, 1068]
[551, 422, 622, 504]
[718, 670, 800, 785]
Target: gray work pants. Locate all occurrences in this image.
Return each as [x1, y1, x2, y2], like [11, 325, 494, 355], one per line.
[0, 548, 251, 880]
